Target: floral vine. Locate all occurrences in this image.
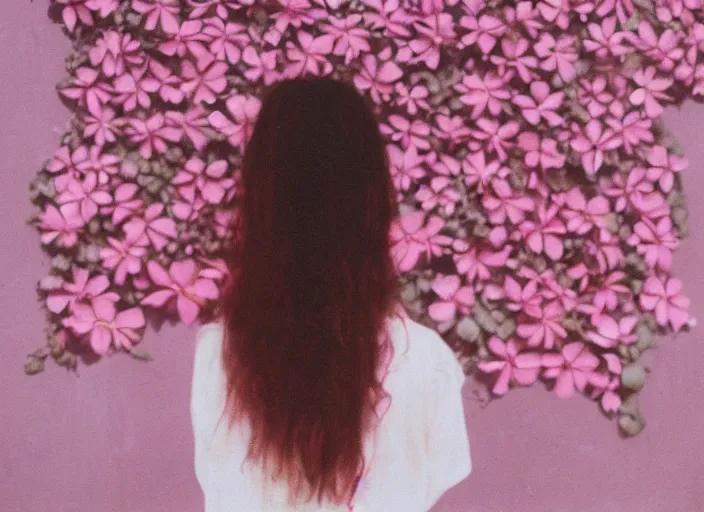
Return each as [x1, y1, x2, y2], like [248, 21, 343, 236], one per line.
[29, 0, 704, 436]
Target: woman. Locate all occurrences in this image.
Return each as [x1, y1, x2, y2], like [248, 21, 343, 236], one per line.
[191, 77, 471, 511]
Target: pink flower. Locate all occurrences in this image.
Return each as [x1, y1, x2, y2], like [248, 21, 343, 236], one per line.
[387, 144, 428, 191]
[460, 14, 506, 53]
[416, 216, 452, 261]
[56, 0, 93, 32]
[43, 268, 116, 314]
[212, 209, 235, 238]
[601, 166, 654, 212]
[428, 274, 475, 322]
[482, 179, 535, 225]
[390, 212, 429, 272]
[125, 113, 182, 159]
[381, 115, 431, 151]
[591, 375, 622, 413]
[478, 337, 541, 395]
[172, 192, 206, 221]
[542, 342, 601, 399]
[645, 145, 687, 193]
[519, 202, 566, 261]
[584, 17, 631, 59]
[534, 33, 578, 82]
[504, 1, 544, 38]
[131, 0, 180, 33]
[64, 298, 145, 354]
[593, 271, 630, 313]
[165, 106, 210, 151]
[463, 150, 510, 193]
[415, 177, 460, 216]
[172, 157, 235, 204]
[455, 71, 512, 119]
[159, 20, 209, 58]
[81, 146, 120, 185]
[570, 120, 623, 175]
[208, 94, 261, 151]
[537, 0, 570, 29]
[490, 38, 538, 83]
[83, 103, 122, 146]
[361, 0, 413, 39]
[654, 0, 701, 24]
[517, 301, 567, 349]
[89, 31, 143, 77]
[353, 53, 403, 104]
[100, 237, 148, 285]
[147, 59, 184, 104]
[513, 81, 564, 127]
[432, 114, 471, 148]
[321, 14, 372, 65]
[585, 231, 625, 273]
[590, 353, 622, 413]
[60, 67, 112, 113]
[142, 260, 219, 325]
[406, 13, 456, 70]
[124, 204, 178, 251]
[202, 18, 248, 64]
[187, 0, 248, 19]
[503, 276, 542, 317]
[561, 188, 609, 235]
[694, 61, 704, 96]
[267, 0, 320, 46]
[588, 315, 637, 348]
[517, 132, 566, 170]
[633, 21, 685, 72]
[631, 191, 671, 221]
[85, 0, 119, 17]
[312, 0, 346, 9]
[394, 82, 429, 116]
[471, 119, 519, 162]
[113, 65, 160, 112]
[520, 267, 577, 311]
[629, 66, 674, 118]
[605, 111, 654, 154]
[241, 46, 279, 84]
[56, 173, 112, 223]
[197, 256, 229, 282]
[640, 275, 690, 331]
[105, 183, 143, 225]
[453, 243, 512, 284]
[46, 145, 89, 192]
[674, 44, 698, 86]
[39, 205, 84, 248]
[628, 217, 679, 270]
[579, 76, 618, 118]
[595, 0, 634, 24]
[180, 55, 228, 104]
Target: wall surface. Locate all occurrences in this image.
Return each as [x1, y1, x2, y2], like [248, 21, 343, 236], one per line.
[1, 3, 703, 512]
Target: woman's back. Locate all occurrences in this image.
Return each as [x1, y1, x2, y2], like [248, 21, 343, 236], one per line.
[191, 312, 471, 512]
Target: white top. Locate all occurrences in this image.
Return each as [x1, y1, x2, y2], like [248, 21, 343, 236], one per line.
[190, 314, 472, 511]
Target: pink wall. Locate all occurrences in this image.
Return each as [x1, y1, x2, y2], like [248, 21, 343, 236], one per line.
[1, 4, 703, 511]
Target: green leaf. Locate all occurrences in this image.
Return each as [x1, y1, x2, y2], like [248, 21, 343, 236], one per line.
[130, 350, 153, 362]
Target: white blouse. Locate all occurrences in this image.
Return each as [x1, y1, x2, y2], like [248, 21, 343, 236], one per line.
[190, 313, 472, 511]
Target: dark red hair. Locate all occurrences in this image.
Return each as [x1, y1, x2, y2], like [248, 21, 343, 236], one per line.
[219, 77, 401, 506]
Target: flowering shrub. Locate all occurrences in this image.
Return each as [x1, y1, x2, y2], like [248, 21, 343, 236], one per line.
[29, 0, 704, 436]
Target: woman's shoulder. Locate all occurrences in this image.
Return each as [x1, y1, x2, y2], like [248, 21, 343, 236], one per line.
[193, 322, 225, 377]
[393, 315, 459, 364]
[197, 322, 224, 343]
[389, 314, 464, 381]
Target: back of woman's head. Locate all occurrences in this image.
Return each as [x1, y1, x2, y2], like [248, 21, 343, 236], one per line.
[220, 77, 400, 506]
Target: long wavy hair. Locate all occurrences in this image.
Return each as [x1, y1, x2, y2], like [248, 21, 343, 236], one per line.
[219, 77, 401, 507]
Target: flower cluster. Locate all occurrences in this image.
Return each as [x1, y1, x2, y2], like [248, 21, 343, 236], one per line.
[31, 0, 704, 435]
